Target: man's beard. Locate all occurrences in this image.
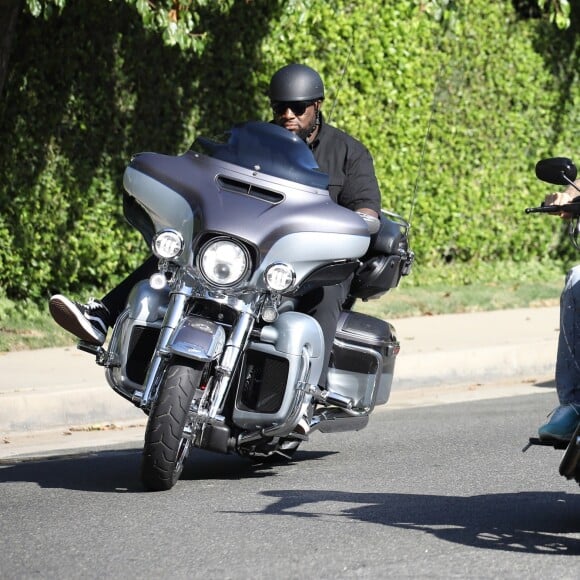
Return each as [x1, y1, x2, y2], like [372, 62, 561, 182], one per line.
[296, 120, 318, 142]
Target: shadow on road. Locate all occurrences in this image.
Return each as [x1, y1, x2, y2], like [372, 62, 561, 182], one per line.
[240, 488, 580, 555]
[0, 447, 335, 493]
[2, 447, 579, 555]
[0, 449, 145, 493]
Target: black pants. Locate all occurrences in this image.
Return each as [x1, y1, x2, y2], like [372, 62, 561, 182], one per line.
[101, 256, 158, 323]
[102, 257, 351, 388]
[294, 277, 352, 388]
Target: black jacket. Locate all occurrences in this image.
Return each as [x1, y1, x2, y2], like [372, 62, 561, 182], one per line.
[309, 117, 381, 214]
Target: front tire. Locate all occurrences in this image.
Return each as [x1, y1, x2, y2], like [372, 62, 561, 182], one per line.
[559, 423, 580, 484]
[141, 359, 204, 491]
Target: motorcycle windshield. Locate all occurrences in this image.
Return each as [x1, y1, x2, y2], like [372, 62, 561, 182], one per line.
[194, 121, 329, 191]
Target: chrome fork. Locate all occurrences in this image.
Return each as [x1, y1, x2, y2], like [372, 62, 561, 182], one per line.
[139, 288, 191, 409]
[206, 311, 255, 420]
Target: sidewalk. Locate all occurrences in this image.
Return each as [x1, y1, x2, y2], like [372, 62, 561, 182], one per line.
[392, 306, 559, 389]
[0, 306, 560, 458]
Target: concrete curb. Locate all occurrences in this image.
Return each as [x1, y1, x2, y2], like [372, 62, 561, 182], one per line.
[0, 343, 555, 436]
[0, 384, 144, 434]
[0, 306, 560, 436]
[392, 340, 556, 390]
[0, 347, 143, 434]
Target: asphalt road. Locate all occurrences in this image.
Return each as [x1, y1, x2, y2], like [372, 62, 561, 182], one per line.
[0, 386, 579, 579]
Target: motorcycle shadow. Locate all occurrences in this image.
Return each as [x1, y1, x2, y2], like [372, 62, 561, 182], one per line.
[253, 488, 580, 555]
[181, 448, 337, 482]
[0, 447, 337, 493]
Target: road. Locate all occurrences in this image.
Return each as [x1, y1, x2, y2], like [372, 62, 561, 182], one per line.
[0, 383, 579, 579]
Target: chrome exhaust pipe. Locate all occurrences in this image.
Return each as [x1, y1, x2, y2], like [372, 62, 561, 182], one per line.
[309, 407, 370, 433]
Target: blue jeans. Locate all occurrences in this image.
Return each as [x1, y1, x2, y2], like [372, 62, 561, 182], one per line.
[556, 265, 580, 404]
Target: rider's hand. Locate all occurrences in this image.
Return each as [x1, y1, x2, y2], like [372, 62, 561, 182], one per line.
[544, 190, 576, 219]
[355, 208, 381, 234]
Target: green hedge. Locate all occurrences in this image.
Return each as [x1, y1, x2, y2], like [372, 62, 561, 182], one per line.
[0, 0, 578, 301]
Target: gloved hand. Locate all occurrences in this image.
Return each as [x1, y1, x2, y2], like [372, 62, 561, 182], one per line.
[356, 211, 380, 234]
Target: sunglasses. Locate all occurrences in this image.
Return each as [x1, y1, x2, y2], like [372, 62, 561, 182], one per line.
[271, 100, 315, 116]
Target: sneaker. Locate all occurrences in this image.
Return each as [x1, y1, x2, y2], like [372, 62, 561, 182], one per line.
[538, 403, 580, 442]
[49, 294, 110, 345]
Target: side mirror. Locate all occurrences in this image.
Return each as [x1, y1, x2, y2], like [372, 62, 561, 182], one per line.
[535, 157, 577, 186]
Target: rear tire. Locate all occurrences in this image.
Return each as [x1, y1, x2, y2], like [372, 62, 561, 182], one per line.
[141, 359, 204, 491]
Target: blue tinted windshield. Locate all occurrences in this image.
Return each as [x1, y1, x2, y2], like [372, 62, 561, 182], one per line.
[194, 121, 329, 190]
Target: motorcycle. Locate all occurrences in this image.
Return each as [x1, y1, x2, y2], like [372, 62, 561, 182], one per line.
[78, 121, 414, 491]
[524, 156, 580, 485]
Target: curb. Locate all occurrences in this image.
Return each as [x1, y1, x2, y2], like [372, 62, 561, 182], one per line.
[0, 341, 555, 436]
[0, 306, 560, 436]
[392, 340, 556, 390]
[0, 384, 144, 434]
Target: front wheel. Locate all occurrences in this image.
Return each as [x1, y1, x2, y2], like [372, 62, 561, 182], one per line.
[559, 423, 580, 484]
[141, 359, 205, 491]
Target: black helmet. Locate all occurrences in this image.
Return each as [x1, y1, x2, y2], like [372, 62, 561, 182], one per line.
[268, 64, 325, 102]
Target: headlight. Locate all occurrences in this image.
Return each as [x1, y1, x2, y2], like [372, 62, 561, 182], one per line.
[264, 263, 295, 292]
[198, 238, 250, 287]
[152, 230, 183, 259]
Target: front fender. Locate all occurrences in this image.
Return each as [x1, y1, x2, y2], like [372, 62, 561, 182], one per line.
[167, 315, 226, 362]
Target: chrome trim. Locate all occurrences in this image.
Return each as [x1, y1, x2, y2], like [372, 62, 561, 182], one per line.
[237, 347, 313, 444]
[309, 408, 370, 433]
[260, 346, 312, 437]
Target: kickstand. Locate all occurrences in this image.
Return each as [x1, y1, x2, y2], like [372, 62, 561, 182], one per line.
[522, 436, 568, 452]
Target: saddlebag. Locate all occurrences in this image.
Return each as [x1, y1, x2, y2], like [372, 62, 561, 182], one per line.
[327, 311, 399, 409]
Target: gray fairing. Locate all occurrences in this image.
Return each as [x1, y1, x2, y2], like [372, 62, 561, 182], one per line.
[122, 122, 370, 289]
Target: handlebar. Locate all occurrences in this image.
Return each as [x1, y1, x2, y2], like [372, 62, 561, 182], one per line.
[525, 201, 580, 216]
[526, 157, 580, 249]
